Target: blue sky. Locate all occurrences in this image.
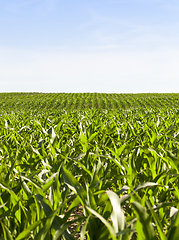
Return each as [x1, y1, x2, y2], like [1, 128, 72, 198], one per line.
[0, 0, 179, 93]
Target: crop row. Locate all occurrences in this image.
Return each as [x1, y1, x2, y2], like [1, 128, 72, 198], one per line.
[1, 108, 179, 239]
[1, 93, 179, 112]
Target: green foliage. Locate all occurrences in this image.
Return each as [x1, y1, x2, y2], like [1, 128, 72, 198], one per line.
[1, 92, 179, 112]
[1, 93, 179, 239]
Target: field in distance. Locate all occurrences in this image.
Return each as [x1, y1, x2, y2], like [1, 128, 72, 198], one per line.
[1, 92, 179, 111]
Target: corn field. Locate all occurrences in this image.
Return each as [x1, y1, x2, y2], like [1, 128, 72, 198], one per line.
[1, 93, 179, 111]
[1, 93, 179, 239]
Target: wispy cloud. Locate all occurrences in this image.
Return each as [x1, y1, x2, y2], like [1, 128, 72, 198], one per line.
[76, 5, 179, 53]
[1, 0, 179, 92]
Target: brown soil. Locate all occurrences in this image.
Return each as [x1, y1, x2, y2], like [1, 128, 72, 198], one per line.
[66, 204, 86, 240]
